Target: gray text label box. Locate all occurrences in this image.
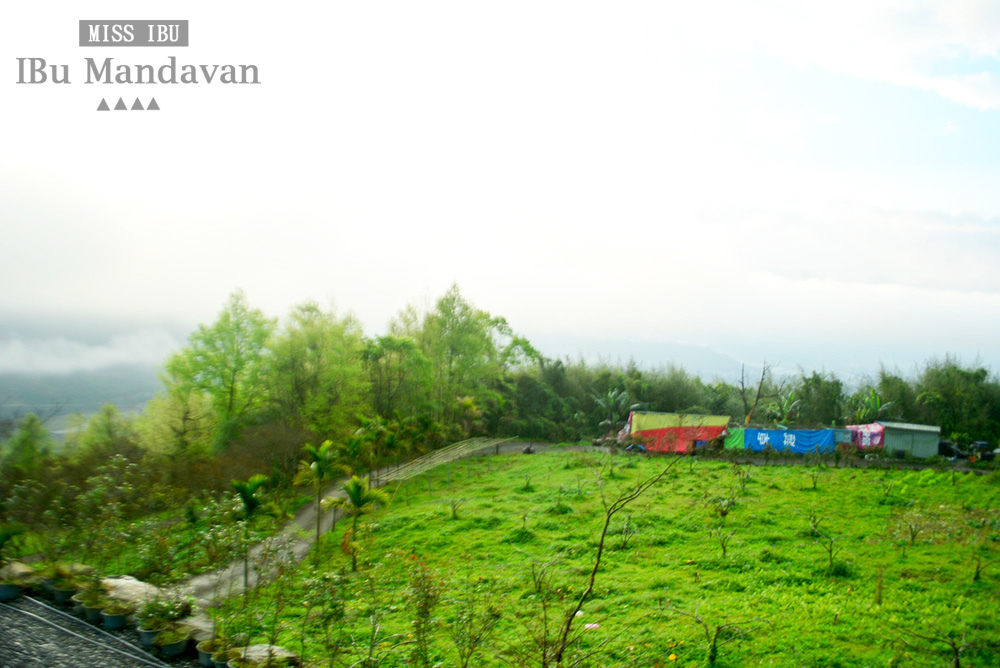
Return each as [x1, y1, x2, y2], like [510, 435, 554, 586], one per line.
[79, 21, 189, 47]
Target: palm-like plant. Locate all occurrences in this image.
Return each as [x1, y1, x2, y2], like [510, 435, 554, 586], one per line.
[231, 474, 270, 590]
[852, 389, 894, 424]
[322, 475, 391, 571]
[592, 389, 641, 436]
[294, 440, 349, 550]
[357, 415, 389, 482]
[766, 391, 802, 426]
[338, 433, 373, 478]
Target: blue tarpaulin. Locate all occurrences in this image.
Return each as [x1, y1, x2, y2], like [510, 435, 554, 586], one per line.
[744, 429, 836, 454]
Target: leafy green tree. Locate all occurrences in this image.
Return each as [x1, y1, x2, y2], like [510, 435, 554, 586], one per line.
[500, 368, 575, 442]
[399, 285, 536, 432]
[293, 440, 348, 549]
[3, 413, 51, 473]
[323, 475, 390, 571]
[795, 371, 844, 426]
[362, 335, 431, 419]
[64, 404, 137, 457]
[877, 369, 918, 422]
[914, 358, 1000, 444]
[268, 302, 370, 442]
[135, 382, 216, 457]
[166, 290, 276, 443]
[642, 364, 710, 414]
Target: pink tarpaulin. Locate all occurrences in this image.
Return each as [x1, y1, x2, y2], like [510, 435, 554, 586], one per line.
[847, 423, 884, 449]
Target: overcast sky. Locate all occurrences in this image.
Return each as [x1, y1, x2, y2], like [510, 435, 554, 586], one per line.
[2, 1, 999, 380]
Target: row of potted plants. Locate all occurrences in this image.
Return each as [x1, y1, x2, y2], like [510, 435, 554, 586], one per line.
[2, 561, 297, 667]
[3, 565, 196, 661]
[69, 579, 289, 667]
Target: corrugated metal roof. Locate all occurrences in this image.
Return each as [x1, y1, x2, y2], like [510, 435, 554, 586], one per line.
[877, 421, 941, 433]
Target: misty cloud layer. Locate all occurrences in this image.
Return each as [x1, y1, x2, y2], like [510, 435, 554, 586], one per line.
[0, 329, 180, 374]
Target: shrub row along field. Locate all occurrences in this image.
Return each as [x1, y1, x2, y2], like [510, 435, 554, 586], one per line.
[223, 451, 1000, 668]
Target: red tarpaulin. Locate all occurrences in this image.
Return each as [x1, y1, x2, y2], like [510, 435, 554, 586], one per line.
[622, 412, 730, 453]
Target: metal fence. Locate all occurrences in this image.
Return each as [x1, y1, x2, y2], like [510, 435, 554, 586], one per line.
[380, 437, 514, 484]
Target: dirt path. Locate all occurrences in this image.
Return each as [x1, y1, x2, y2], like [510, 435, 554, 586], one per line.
[183, 474, 347, 606]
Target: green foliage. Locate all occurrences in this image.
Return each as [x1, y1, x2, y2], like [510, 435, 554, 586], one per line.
[104, 451, 994, 668]
[362, 334, 432, 420]
[323, 475, 391, 571]
[135, 386, 216, 456]
[65, 404, 137, 456]
[501, 527, 536, 544]
[232, 474, 270, 521]
[393, 284, 537, 437]
[3, 413, 51, 473]
[592, 388, 641, 435]
[137, 591, 193, 627]
[849, 388, 894, 424]
[795, 371, 845, 426]
[295, 440, 348, 550]
[268, 302, 370, 441]
[914, 357, 1000, 445]
[165, 289, 276, 444]
[0, 522, 27, 566]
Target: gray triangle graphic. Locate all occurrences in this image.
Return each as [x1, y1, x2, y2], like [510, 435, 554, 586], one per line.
[97, 99, 110, 111]
[131, 98, 144, 111]
[114, 98, 127, 111]
[147, 98, 160, 111]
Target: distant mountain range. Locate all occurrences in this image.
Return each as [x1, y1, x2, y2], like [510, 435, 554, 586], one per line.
[0, 364, 162, 422]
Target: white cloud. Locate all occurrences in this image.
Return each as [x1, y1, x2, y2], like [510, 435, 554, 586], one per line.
[699, 1, 1000, 110]
[1, 1, 999, 377]
[944, 121, 963, 136]
[0, 330, 180, 374]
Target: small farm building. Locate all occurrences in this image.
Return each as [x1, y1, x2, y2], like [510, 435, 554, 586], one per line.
[879, 421, 941, 459]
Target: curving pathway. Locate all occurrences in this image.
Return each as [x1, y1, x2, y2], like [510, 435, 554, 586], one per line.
[183, 438, 530, 605]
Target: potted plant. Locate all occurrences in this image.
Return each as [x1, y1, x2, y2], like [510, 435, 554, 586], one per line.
[32, 562, 58, 594]
[100, 600, 135, 630]
[212, 648, 240, 668]
[0, 579, 20, 601]
[52, 575, 81, 604]
[137, 592, 193, 648]
[37, 562, 88, 602]
[155, 625, 192, 659]
[196, 637, 223, 667]
[137, 619, 166, 649]
[0, 523, 28, 600]
[71, 581, 108, 624]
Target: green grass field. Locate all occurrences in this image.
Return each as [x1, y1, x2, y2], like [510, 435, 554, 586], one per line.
[226, 451, 1000, 668]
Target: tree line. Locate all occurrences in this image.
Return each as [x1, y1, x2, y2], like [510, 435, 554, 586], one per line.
[3, 285, 999, 502]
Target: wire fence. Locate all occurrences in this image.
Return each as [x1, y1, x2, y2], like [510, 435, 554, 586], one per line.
[379, 437, 515, 485]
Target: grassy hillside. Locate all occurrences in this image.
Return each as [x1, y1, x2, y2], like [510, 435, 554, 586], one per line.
[227, 451, 1000, 667]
